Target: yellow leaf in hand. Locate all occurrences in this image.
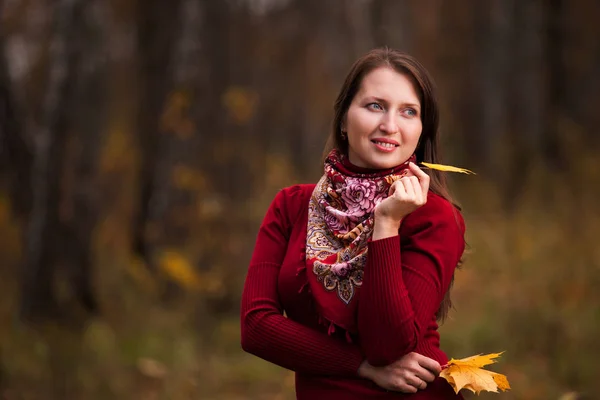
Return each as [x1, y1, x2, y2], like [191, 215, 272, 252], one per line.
[439, 352, 511, 395]
[449, 351, 504, 368]
[421, 162, 475, 175]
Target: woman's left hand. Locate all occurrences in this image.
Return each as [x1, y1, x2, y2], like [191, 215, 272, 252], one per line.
[373, 162, 429, 237]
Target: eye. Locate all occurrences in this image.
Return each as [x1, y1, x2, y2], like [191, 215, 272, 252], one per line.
[404, 108, 418, 117]
[366, 102, 383, 111]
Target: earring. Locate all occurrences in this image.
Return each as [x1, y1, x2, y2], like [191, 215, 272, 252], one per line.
[340, 131, 347, 140]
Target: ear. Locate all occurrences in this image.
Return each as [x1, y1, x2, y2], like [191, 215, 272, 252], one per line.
[340, 114, 347, 132]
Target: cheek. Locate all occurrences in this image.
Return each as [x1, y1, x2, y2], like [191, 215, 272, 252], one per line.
[347, 110, 377, 136]
[406, 122, 423, 143]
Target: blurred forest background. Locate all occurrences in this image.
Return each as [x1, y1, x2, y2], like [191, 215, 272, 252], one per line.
[0, 0, 599, 399]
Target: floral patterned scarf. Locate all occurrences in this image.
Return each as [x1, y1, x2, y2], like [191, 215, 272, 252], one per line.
[305, 149, 415, 334]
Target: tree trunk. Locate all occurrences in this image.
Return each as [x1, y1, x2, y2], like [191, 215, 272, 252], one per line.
[473, 0, 512, 180]
[504, 0, 545, 210]
[57, 0, 112, 317]
[20, 0, 86, 322]
[543, 0, 566, 168]
[133, 0, 182, 267]
[0, 30, 33, 218]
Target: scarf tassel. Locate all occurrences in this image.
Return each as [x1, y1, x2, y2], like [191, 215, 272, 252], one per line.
[297, 281, 309, 294]
[345, 331, 353, 343]
[327, 321, 336, 335]
[296, 262, 310, 294]
[316, 314, 354, 343]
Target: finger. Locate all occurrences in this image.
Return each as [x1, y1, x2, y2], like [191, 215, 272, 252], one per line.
[421, 175, 430, 199]
[391, 180, 407, 198]
[394, 382, 418, 394]
[402, 169, 415, 178]
[406, 375, 426, 390]
[410, 167, 430, 200]
[415, 354, 442, 376]
[409, 176, 423, 204]
[388, 180, 400, 196]
[409, 162, 430, 198]
[416, 367, 436, 383]
[409, 161, 428, 180]
[399, 177, 415, 199]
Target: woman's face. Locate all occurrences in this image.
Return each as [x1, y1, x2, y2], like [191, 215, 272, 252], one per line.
[343, 67, 422, 169]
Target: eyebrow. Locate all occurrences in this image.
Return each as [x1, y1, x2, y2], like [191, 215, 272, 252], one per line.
[363, 96, 421, 109]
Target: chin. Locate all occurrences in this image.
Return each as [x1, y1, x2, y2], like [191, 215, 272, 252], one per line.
[365, 156, 406, 169]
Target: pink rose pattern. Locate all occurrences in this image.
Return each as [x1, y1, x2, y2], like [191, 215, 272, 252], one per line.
[340, 178, 378, 218]
[323, 206, 351, 233]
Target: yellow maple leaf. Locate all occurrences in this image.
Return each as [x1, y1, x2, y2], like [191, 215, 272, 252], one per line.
[439, 352, 511, 395]
[421, 162, 476, 175]
[449, 352, 503, 367]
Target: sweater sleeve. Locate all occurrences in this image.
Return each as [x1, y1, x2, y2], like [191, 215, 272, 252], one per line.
[241, 186, 364, 376]
[357, 193, 465, 366]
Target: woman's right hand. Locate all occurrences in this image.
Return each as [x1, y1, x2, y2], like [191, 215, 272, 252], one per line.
[357, 352, 441, 393]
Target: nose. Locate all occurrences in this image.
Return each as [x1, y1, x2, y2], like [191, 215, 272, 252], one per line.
[379, 113, 399, 134]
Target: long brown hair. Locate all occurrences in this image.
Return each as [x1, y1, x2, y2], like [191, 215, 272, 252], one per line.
[323, 47, 462, 322]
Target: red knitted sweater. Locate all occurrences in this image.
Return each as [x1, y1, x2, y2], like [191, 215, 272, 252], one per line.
[241, 184, 465, 399]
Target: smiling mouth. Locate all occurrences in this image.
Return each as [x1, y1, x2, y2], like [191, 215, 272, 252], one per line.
[371, 140, 399, 148]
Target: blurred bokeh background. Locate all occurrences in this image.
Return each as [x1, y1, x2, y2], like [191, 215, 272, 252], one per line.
[0, 0, 599, 399]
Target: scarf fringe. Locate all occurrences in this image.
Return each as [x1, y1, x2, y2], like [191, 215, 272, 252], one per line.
[297, 281, 309, 294]
[328, 321, 337, 335]
[299, 246, 353, 342]
[345, 330, 353, 343]
[296, 261, 310, 294]
[317, 314, 353, 343]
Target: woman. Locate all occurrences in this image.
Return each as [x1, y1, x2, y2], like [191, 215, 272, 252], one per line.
[241, 48, 465, 399]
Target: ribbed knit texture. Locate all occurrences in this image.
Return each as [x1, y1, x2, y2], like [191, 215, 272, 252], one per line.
[241, 184, 465, 399]
[358, 201, 464, 366]
[241, 260, 364, 375]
